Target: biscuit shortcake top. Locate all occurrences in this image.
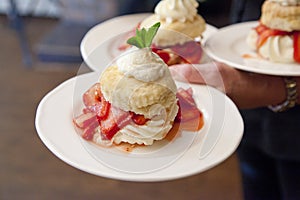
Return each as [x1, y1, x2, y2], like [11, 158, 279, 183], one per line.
[261, 0, 300, 31]
[140, 0, 206, 46]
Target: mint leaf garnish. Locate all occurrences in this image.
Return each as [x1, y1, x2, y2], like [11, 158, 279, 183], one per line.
[127, 22, 160, 48]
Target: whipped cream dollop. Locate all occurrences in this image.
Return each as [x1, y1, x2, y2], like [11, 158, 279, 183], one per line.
[117, 48, 166, 82]
[155, 0, 199, 23]
[269, 0, 300, 6]
[113, 103, 178, 145]
[247, 29, 294, 63]
[114, 119, 172, 145]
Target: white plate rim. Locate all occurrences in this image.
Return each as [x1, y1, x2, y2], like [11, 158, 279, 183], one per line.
[35, 72, 244, 182]
[80, 13, 218, 72]
[204, 21, 300, 76]
[80, 13, 152, 65]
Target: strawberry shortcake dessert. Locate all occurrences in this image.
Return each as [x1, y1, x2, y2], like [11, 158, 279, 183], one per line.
[246, 0, 300, 63]
[120, 0, 207, 65]
[74, 23, 203, 147]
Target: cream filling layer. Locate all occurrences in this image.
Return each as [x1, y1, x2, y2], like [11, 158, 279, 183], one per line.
[247, 29, 294, 63]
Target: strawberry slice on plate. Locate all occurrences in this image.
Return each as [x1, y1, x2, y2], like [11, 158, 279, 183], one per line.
[88, 99, 110, 120]
[99, 106, 131, 140]
[83, 83, 102, 107]
[176, 87, 197, 107]
[73, 112, 97, 129]
[175, 87, 204, 131]
[293, 31, 300, 63]
[131, 113, 149, 125]
[82, 120, 100, 141]
[83, 83, 110, 120]
[151, 47, 171, 64]
[73, 111, 99, 140]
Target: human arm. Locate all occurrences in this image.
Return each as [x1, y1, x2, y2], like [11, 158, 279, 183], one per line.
[169, 62, 300, 110]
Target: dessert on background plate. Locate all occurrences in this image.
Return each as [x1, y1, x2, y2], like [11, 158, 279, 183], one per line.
[73, 23, 203, 148]
[246, 0, 300, 63]
[120, 0, 207, 65]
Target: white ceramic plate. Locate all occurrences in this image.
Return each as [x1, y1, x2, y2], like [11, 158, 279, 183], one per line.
[80, 13, 218, 71]
[35, 71, 243, 182]
[204, 21, 300, 76]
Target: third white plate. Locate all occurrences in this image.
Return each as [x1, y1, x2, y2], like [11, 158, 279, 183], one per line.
[204, 21, 300, 76]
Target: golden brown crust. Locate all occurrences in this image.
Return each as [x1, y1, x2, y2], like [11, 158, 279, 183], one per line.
[99, 66, 177, 118]
[161, 15, 206, 39]
[140, 14, 206, 46]
[261, 1, 300, 31]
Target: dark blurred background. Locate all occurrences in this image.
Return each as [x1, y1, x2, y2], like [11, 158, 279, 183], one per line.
[1, 0, 234, 65]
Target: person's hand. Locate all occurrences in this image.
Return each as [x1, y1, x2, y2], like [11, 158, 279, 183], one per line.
[169, 62, 288, 109]
[169, 62, 237, 94]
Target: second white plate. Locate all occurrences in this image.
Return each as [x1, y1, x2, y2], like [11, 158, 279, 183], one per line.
[204, 21, 300, 76]
[80, 13, 218, 72]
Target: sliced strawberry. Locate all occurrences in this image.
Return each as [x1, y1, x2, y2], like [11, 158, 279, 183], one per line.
[83, 83, 111, 119]
[82, 120, 100, 140]
[151, 46, 159, 53]
[255, 23, 289, 48]
[83, 83, 102, 107]
[88, 100, 110, 120]
[151, 47, 171, 64]
[73, 112, 99, 141]
[175, 100, 202, 122]
[175, 100, 182, 122]
[257, 29, 287, 48]
[73, 112, 97, 129]
[131, 113, 149, 125]
[180, 106, 202, 122]
[255, 22, 268, 35]
[176, 87, 197, 107]
[82, 108, 92, 114]
[118, 43, 131, 51]
[175, 101, 202, 122]
[186, 87, 193, 96]
[99, 106, 131, 140]
[175, 87, 203, 124]
[156, 51, 171, 64]
[180, 114, 204, 131]
[293, 31, 300, 63]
